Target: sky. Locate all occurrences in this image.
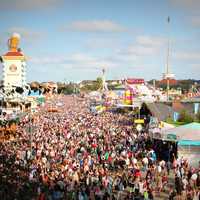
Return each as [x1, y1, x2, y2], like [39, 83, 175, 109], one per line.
[0, 0, 200, 82]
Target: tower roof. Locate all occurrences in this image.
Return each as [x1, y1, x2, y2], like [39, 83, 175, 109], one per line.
[4, 51, 24, 57]
[4, 51, 24, 56]
[2, 51, 25, 61]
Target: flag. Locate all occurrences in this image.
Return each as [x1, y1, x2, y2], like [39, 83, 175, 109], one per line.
[194, 103, 199, 114]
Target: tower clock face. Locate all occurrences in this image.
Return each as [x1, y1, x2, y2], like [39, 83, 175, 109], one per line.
[9, 64, 17, 72]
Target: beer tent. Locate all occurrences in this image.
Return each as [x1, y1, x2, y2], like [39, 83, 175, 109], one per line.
[159, 122, 200, 166]
[160, 122, 200, 142]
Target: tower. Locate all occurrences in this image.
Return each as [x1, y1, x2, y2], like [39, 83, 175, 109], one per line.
[102, 68, 108, 92]
[163, 17, 175, 101]
[0, 33, 26, 96]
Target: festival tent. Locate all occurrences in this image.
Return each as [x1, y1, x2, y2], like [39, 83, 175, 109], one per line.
[160, 122, 200, 142]
[159, 122, 200, 167]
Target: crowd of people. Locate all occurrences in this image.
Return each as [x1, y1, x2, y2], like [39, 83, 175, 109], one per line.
[0, 95, 200, 200]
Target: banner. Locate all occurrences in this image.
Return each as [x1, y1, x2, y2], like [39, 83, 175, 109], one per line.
[173, 112, 179, 122]
[134, 119, 144, 124]
[194, 103, 199, 114]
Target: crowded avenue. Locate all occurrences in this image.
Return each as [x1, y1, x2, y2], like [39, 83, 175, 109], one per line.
[1, 95, 200, 200]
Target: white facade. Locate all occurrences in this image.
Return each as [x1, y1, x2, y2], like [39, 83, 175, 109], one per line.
[0, 63, 3, 84]
[2, 59, 26, 89]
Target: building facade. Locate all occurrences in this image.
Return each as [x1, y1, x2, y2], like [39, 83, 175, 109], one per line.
[0, 33, 26, 92]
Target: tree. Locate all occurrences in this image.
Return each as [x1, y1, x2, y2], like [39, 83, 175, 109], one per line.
[178, 109, 194, 123]
[196, 111, 200, 123]
[96, 77, 103, 90]
[63, 83, 74, 94]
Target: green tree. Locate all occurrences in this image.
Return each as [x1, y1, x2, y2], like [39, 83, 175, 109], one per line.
[196, 111, 200, 123]
[178, 109, 194, 123]
[96, 77, 103, 90]
[63, 83, 74, 94]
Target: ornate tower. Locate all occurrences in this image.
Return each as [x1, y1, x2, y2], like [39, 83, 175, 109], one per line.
[1, 33, 26, 93]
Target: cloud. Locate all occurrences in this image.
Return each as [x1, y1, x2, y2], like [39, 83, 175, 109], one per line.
[170, 0, 200, 28]
[0, 0, 63, 10]
[30, 53, 118, 69]
[136, 36, 166, 47]
[174, 51, 200, 61]
[190, 16, 200, 27]
[86, 38, 121, 49]
[64, 20, 127, 33]
[7, 27, 43, 41]
[170, 0, 200, 12]
[120, 35, 166, 56]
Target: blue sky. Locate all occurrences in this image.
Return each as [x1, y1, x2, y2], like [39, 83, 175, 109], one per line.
[0, 0, 200, 82]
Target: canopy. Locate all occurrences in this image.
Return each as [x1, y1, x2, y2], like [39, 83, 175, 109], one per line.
[150, 122, 175, 139]
[160, 122, 200, 143]
[89, 91, 101, 97]
[28, 90, 43, 97]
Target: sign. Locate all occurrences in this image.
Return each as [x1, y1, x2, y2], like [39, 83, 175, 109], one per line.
[9, 64, 17, 72]
[126, 78, 144, 84]
[134, 119, 144, 124]
[167, 134, 177, 141]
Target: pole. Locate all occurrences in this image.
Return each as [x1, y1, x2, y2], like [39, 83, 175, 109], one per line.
[167, 79, 170, 101]
[166, 16, 170, 102]
[153, 79, 156, 89]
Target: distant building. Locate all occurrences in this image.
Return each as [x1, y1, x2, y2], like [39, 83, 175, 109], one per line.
[159, 79, 178, 86]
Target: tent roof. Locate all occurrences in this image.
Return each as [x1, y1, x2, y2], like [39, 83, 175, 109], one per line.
[161, 122, 200, 141]
[28, 90, 43, 97]
[178, 140, 200, 146]
[145, 103, 174, 121]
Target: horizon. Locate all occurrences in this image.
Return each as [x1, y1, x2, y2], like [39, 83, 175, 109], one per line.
[0, 0, 200, 82]
[2, 76, 200, 84]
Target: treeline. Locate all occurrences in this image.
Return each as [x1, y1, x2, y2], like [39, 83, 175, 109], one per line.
[167, 109, 200, 125]
[148, 79, 200, 92]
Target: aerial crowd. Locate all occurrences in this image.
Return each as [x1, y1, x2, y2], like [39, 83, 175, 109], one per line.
[0, 95, 200, 200]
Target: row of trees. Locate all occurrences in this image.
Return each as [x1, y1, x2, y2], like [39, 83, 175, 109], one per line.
[148, 79, 200, 92]
[80, 77, 103, 92]
[28, 77, 104, 95]
[57, 82, 79, 94]
[177, 109, 200, 123]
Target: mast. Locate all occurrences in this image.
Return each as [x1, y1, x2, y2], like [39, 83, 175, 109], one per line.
[166, 16, 170, 102]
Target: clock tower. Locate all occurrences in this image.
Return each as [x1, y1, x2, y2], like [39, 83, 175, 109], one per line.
[1, 33, 26, 92]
